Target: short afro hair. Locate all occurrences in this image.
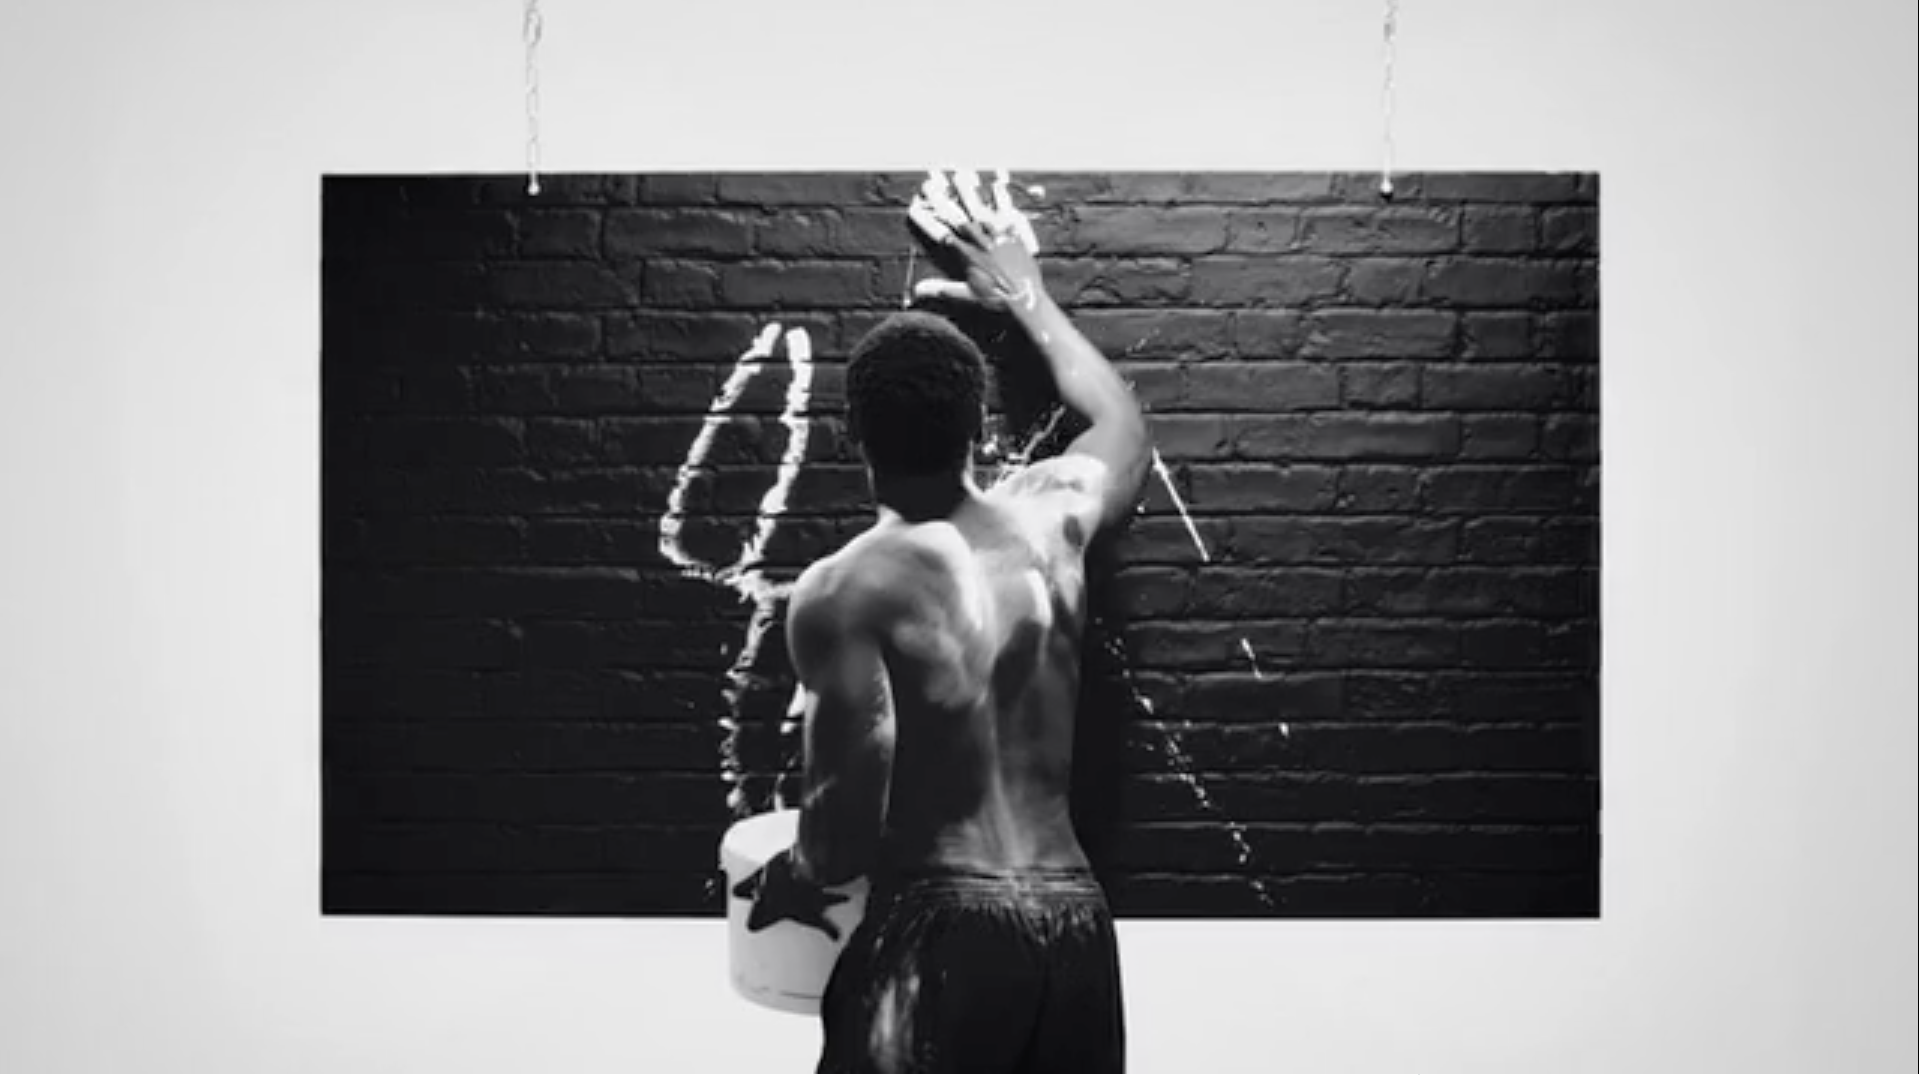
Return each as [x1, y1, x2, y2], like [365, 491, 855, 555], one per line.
[845, 311, 990, 476]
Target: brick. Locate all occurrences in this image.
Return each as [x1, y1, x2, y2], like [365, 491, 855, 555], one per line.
[1460, 415, 1540, 459]
[1122, 363, 1184, 410]
[523, 619, 747, 669]
[715, 173, 879, 205]
[720, 261, 874, 308]
[1177, 672, 1345, 720]
[1183, 173, 1335, 203]
[1331, 171, 1425, 203]
[1110, 567, 1194, 618]
[1233, 311, 1305, 358]
[1540, 207, 1598, 254]
[475, 175, 640, 206]
[516, 209, 601, 258]
[1539, 518, 1599, 562]
[753, 210, 842, 258]
[1074, 309, 1233, 360]
[639, 173, 718, 204]
[1138, 725, 1591, 778]
[1232, 517, 1458, 565]
[1125, 620, 1309, 669]
[1211, 772, 1595, 825]
[1535, 311, 1599, 361]
[513, 313, 602, 359]
[1302, 310, 1455, 359]
[1148, 414, 1228, 459]
[1182, 364, 1339, 411]
[1223, 209, 1298, 253]
[1461, 313, 1534, 360]
[1541, 415, 1599, 461]
[604, 311, 764, 360]
[1460, 619, 1597, 669]
[1346, 568, 1588, 618]
[605, 209, 754, 258]
[1420, 173, 1585, 203]
[1334, 466, 1421, 512]
[642, 260, 721, 307]
[603, 416, 730, 464]
[1343, 259, 1425, 305]
[1191, 258, 1345, 307]
[1422, 466, 1589, 514]
[1346, 670, 1597, 722]
[1341, 364, 1420, 409]
[1423, 365, 1568, 410]
[1109, 516, 1229, 562]
[524, 519, 657, 564]
[1459, 207, 1536, 254]
[1066, 207, 1229, 255]
[1099, 259, 1191, 305]
[1234, 414, 1460, 461]
[1295, 208, 1458, 255]
[521, 416, 594, 462]
[1184, 464, 1339, 512]
[1035, 258, 1103, 304]
[836, 208, 910, 255]
[1308, 620, 1458, 667]
[1187, 568, 1342, 617]
[1425, 259, 1583, 308]
[1459, 517, 1540, 564]
[487, 262, 637, 309]
[548, 367, 648, 413]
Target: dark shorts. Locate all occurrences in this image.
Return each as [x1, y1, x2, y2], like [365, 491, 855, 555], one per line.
[816, 867, 1125, 1073]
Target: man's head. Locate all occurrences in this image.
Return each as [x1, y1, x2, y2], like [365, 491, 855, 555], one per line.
[845, 311, 989, 478]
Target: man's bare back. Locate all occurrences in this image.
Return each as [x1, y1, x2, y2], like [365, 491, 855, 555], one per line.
[746, 169, 1149, 1071]
[793, 457, 1100, 876]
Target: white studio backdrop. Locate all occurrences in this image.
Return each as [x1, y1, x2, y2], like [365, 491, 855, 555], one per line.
[0, 1, 1914, 1072]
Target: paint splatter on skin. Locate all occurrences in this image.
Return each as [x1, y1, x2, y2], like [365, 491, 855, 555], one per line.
[660, 323, 813, 816]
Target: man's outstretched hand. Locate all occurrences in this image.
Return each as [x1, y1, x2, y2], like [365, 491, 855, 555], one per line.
[907, 169, 1047, 314]
[733, 847, 850, 941]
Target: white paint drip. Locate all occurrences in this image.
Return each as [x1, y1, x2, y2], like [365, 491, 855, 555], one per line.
[659, 322, 814, 816]
[1104, 633, 1277, 909]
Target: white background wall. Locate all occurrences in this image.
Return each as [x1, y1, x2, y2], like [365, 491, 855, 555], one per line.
[0, 1, 1913, 1071]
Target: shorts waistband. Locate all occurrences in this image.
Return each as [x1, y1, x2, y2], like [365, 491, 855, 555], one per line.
[873, 865, 1108, 903]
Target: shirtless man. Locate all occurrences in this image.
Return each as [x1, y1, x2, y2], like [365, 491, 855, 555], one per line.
[748, 175, 1150, 1072]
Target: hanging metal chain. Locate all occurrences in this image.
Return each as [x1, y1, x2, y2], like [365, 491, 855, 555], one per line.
[1380, 0, 1399, 198]
[524, 0, 543, 195]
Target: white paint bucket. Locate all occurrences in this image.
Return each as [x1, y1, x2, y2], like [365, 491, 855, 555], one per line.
[719, 809, 869, 1015]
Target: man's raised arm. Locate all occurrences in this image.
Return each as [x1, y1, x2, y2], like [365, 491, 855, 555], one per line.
[1006, 293, 1151, 535]
[907, 171, 1151, 540]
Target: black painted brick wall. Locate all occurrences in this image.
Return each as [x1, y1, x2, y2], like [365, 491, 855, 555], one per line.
[322, 171, 1601, 918]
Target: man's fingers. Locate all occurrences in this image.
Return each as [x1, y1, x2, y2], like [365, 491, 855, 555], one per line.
[919, 171, 976, 234]
[907, 199, 958, 248]
[911, 278, 979, 305]
[952, 169, 994, 226]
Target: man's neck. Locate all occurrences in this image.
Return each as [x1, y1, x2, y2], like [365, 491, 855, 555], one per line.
[871, 467, 980, 524]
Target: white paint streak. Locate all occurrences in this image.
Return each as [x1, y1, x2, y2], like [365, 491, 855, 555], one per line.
[659, 323, 814, 815]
